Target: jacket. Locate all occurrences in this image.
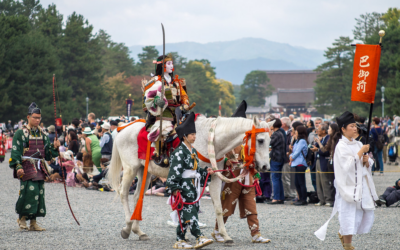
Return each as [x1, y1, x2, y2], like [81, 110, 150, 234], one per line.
[290, 139, 308, 167]
[315, 135, 330, 172]
[284, 129, 292, 163]
[270, 129, 286, 163]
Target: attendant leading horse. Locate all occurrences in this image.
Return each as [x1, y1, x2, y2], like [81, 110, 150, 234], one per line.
[108, 115, 274, 243]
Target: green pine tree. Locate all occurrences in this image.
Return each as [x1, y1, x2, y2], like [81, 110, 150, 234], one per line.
[314, 37, 359, 115]
[239, 70, 272, 107]
[365, 8, 400, 117]
[137, 46, 159, 76]
[58, 12, 109, 119]
[98, 29, 137, 77]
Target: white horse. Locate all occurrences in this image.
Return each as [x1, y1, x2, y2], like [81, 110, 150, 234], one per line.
[108, 115, 274, 243]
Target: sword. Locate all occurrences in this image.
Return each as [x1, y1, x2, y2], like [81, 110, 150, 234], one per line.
[158, 23, 166, 156]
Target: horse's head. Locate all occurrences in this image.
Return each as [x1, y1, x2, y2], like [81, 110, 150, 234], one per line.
[252, 117, 275, 173]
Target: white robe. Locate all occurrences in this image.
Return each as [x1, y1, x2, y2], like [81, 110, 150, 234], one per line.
[315, 136, 378, 240]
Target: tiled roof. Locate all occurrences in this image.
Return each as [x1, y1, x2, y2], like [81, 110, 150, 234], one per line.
[263, 70, 320, 91]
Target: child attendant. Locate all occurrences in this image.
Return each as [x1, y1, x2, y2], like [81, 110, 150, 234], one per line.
[166, 113, 214, 249]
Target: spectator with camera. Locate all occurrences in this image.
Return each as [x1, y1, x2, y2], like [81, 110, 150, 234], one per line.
[312, 124, 334, 207]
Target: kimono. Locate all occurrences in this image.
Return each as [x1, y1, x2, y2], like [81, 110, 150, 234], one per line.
[166, 142, 210, 241]
[143, 75, 189, 141]
[10, 125, 59, 220]
[315, 136, 378, 240]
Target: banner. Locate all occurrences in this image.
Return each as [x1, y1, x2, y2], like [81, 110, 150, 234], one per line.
[126, 99, 133, 118]
[55, 118, 63, 127]
[351, 44, 381, 104]
[301, 114, 311, 121]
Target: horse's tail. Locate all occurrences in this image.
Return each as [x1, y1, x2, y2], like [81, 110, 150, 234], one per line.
[107, 139, 123, 195]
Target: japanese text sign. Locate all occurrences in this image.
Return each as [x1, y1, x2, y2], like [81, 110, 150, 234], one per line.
[351, 44, 381, 103]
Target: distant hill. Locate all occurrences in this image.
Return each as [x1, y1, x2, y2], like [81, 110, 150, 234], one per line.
[212, 57, 305, 84]
[129, 37, 325, 84]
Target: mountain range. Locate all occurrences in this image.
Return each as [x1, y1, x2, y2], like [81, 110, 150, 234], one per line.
[129, 37, 326, 85]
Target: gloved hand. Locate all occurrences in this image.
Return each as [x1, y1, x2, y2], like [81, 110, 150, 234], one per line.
[156, 98, 166, 108]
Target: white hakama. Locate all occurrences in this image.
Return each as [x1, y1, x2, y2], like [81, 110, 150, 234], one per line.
[315, 136, 377, 240]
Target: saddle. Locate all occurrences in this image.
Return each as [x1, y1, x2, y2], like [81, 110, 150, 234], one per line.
[137, 127, 180, 168]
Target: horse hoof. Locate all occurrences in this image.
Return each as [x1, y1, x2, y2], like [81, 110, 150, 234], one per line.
[121, 230, 130, 239]
[224, 239, 234, 245]
[139, 234, 150, 241]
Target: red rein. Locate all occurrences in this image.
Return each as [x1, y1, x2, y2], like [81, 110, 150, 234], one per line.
[170, 125, 268, 232]
[227, 166, 262, 196]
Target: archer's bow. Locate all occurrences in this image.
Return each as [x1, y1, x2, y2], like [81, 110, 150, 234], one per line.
[53, 74, 80, 226]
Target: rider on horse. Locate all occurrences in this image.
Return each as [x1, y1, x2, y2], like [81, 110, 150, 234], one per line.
[143, 55, 190, 144]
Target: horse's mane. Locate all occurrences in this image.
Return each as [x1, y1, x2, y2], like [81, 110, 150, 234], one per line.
[195, 115, 255, 132]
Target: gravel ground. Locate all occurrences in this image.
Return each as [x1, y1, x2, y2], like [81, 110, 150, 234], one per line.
[1, 151, 399, 250]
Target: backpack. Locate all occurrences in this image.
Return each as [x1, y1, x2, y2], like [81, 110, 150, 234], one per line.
[373, 128, 385, 150]
[299, 140, 314, 166]
[307, 191, 319, 204]
[388, 144, 396, 157]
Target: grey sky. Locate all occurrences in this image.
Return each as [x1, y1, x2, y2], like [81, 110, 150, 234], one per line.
[40, 0, 398, 50]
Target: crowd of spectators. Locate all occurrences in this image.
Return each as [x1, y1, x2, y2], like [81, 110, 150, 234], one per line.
[257, 114, 400, 207]
[2, 112, 400, 207]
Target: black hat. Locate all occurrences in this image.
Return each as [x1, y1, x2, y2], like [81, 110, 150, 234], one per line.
[232, 100, 247, 118]
[336, 111, 356, 128]
[28, 102, 41, 115]
[110, 120, 118, 126]
[175, 113, 196, 140]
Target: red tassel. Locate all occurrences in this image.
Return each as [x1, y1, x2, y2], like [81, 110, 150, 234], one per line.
[131, 198, 143, 220]
[172, 68, 174, 72]
[164, 68, 166, 72]
[130, 140, 151, 221]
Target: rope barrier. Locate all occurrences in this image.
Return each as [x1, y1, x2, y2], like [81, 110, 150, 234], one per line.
[263, 170, 400, 174]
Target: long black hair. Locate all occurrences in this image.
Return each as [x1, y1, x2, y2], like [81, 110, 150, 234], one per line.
[296, 125, 307, 141]
[155, 55, 174, 78]
[325, 123, 340, 155]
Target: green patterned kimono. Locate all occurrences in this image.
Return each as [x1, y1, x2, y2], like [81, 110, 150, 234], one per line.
[166, 143, 210, 241]
[10, 126, 59, 220]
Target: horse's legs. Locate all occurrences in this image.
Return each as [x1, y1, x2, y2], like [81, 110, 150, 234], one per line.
[209, 175, 233, 243]
[120, 164, 138, 239]
[130, 167, 152, 240]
